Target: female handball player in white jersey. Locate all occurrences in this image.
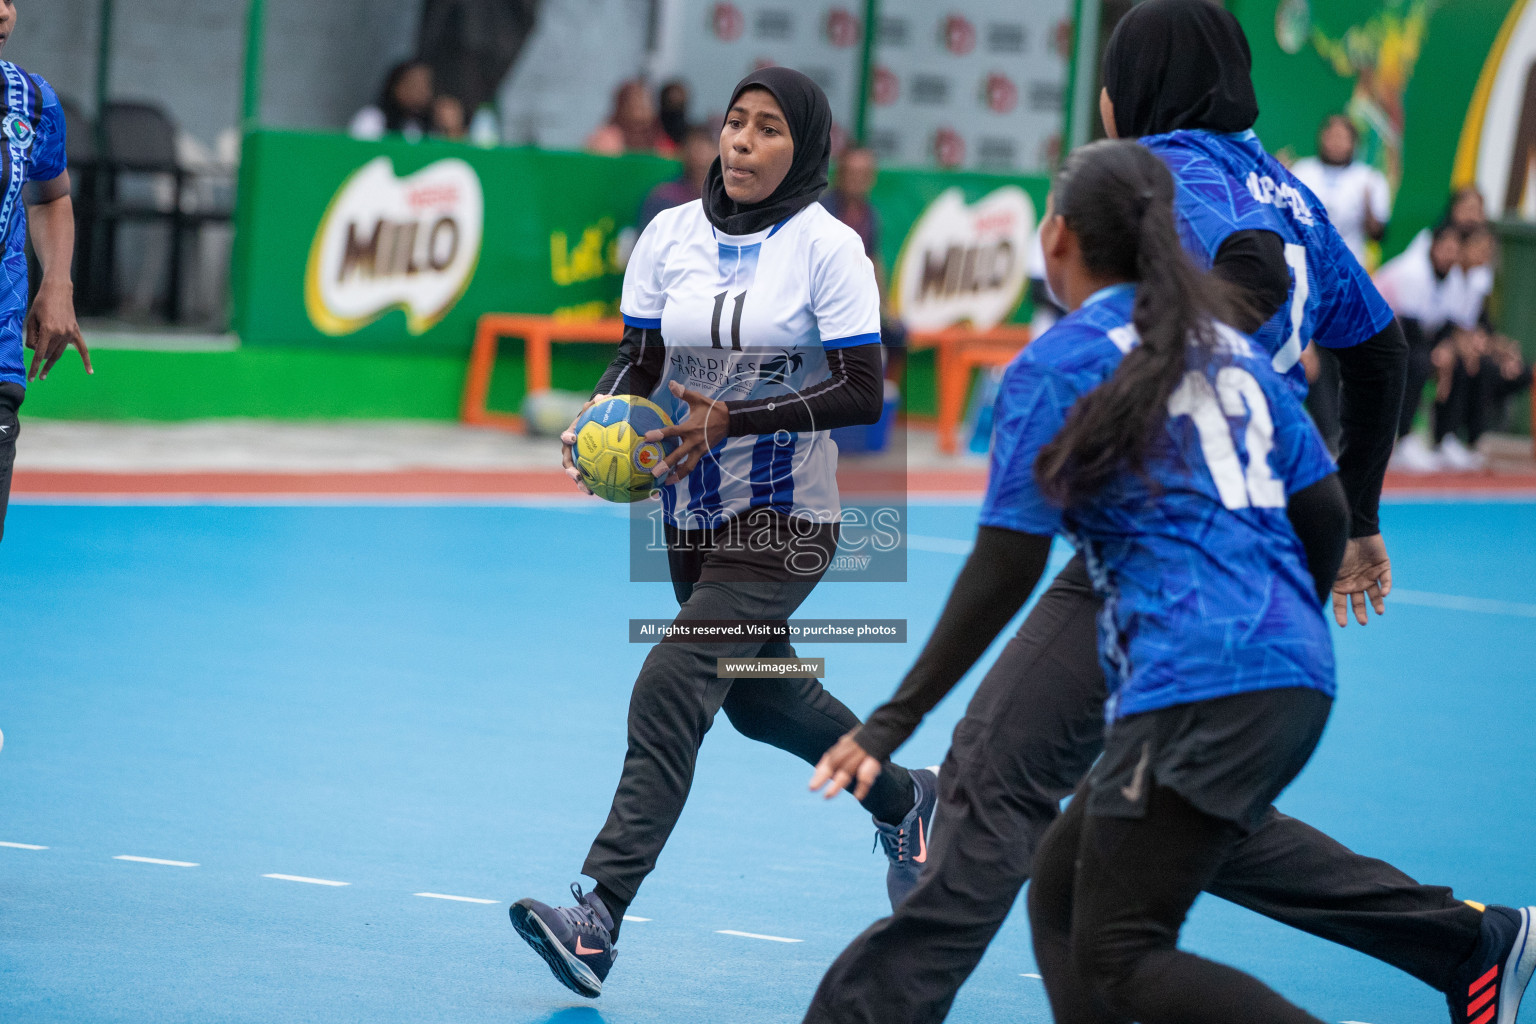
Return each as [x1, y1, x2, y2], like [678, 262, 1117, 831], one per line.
[508, 67, 938, 999]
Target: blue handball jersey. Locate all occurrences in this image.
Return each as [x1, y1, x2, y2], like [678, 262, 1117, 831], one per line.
[979, 285, 1338, 721]
[0, 64, 67, 387]
[1142, 129, 1395, 396]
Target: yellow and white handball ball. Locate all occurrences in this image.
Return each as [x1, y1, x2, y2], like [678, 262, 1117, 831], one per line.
[572, 395, 680, 503]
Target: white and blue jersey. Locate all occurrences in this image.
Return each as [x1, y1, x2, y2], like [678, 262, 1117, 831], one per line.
[1143, 129, 1395, 396]
[620, 200, 881, 529]
[979, 285, 1338, 721]
[0, 63, 66, 387]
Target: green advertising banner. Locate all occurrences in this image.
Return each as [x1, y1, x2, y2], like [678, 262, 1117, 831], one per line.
[232, 131, 678, 351]
[232, 130, 1050, 355]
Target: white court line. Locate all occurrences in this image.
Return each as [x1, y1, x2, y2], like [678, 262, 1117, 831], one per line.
[0, 841, 48, 850]
[1389, 589, 1536, 618]
[263, 873, 349, 886]
[716, 929, 802, 943]
[623, 915, 651, 922]
[114, 855, 198, 867]
[1341, 1020, 1377, 1023]
[414, 892, 498, 904]
[1020, 973, 1043, 979]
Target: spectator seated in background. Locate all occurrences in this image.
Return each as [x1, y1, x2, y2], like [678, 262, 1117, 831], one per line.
[431, 94, 467, 141]
[1291, 113, 1391, 266]
[637, 124, 715, 232]
[1375, 221, 1477, 471]
[1424, 222, 1528, 470]
[350, 61, 435, 142]
[585, 80, 675, 157]
[1459, 221, 1496, 321]
[657, 79, 691, 149]
[1429, 327, 1531, 470]
[1446, 185, 1488, 233]
[820, 147, 906, 383]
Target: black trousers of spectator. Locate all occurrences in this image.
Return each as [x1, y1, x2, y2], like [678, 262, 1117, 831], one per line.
[1433, 356, 1533, 446]
[0, 382, 21, 543]
[802, 555, 1482, 1024]
[582, 515, 914, 907]
[1397, 317, 1447, 437]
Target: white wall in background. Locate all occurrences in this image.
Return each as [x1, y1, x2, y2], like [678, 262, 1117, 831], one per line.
[497, 0, 655, 150]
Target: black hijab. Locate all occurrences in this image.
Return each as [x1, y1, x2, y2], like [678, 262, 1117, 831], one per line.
[703, 67, 832, 236]
[1101, 0, 1259, 139]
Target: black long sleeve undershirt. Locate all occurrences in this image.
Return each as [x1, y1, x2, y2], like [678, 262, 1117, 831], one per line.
[1331, 319, 1408, 537]
[1211, 229, 1290, 333]
[593, 325, 666, 399]
[855, 527, 1054, 761]
[1286, 473, 1350, 602]
[726, 343, 885, 436]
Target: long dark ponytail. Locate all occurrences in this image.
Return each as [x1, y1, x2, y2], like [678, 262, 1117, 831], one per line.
[1034, 139, 1244, 506]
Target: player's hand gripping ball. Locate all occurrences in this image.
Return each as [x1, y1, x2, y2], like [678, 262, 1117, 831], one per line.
[572, 396, 680, 502]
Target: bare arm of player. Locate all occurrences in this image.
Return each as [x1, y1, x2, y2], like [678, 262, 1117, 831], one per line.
[810, 527, 1053, 801]
[23, 172, 90, 382]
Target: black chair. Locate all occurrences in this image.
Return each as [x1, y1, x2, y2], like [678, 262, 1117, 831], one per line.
[93, 100, 232, 323]
[60, 96, 95, 167]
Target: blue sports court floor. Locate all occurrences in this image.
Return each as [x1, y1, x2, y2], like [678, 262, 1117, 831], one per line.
[1, 498, 1533, 1024]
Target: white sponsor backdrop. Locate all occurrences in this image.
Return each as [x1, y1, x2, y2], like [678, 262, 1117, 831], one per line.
[651, 1, 867, 148]
[651, 0, 1071, 173]
[866, 0, 1072, 172]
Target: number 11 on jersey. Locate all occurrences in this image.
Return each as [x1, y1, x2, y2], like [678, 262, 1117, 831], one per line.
[711, 290, 747, 350]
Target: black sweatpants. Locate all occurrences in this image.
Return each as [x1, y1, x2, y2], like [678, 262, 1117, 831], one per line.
[582, 515, 914, 906]
[0, 382, 21, 543]
[1031, 786, 1323, 1024]
[803, 554, 1481, 1024]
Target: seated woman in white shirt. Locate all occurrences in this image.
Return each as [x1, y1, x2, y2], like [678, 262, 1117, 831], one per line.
[1374, 222, 1477, 470]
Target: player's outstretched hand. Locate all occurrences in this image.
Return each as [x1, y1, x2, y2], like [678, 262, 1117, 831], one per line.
[810, 730, 882, 802]
[560, 394, 612, 496]
[25, 279, 91, 382]
[1332, 533, 1392, 627]
[645, 380, 729, 486]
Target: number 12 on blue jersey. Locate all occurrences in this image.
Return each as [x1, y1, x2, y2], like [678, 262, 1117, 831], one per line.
[1168, 366, 1286, 510]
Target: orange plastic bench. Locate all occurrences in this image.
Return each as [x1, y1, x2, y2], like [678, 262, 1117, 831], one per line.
[460, 314, 625, 430]
[460, 314, 1032, 455]
[908, 325, 1033, 455]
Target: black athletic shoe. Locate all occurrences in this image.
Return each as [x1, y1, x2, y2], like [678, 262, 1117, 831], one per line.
[1448, 904, 1536, 1024]
[509, 883, 617, 998]
[875, 766, 939, 910]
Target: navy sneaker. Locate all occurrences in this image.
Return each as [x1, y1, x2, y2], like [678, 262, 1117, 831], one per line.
[1448, 904, 1536, 1024]
[509, 883, 617, 998]
[875, 766, 939, 910]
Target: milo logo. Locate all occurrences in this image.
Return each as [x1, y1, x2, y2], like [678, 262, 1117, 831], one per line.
[304, 156, 484, 335]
